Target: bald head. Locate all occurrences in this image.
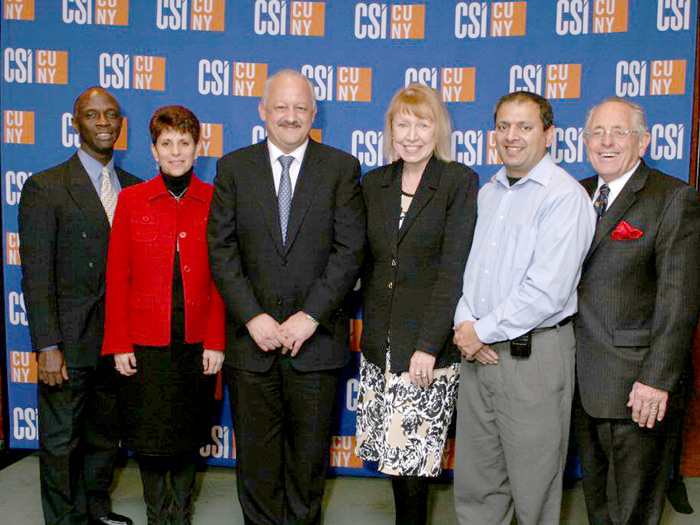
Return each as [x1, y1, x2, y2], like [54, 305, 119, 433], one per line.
[72, 87, 123, 164]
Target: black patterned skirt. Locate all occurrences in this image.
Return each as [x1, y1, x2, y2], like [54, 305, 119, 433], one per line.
[355, 351, 459, 477]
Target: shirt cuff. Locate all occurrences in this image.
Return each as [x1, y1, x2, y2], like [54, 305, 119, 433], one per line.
[37, 344, 59, 353]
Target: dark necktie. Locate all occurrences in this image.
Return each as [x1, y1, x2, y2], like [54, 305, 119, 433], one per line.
[593, 183, 610, 221]
[278, 155, 294, 244]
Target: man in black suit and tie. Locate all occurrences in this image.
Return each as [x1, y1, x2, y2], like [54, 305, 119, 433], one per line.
[207, 69, 365, 524]
[19, 87, 140, 525]
[574, 97, 700, 524]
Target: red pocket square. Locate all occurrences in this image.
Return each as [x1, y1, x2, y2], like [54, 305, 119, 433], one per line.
[610, 220, 644, 241]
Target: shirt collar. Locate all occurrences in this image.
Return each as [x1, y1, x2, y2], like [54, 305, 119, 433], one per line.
[267, 138, 309, 167]
[77, 148, 115, 183]
[494, 153, 554, 189]
[596, 160, 640, 194]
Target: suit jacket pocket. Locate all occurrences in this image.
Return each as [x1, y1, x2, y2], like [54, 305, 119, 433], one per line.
[613, 328, 651, 347]
[131, 213, 159, 242]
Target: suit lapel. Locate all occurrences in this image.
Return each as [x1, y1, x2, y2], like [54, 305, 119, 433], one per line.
[246, 142, 286, 255]
[397, 156, 440, 244]
[284, 141, 322, 252]
[584, 164, 648, 264]
[378, 163, 402, 251]
[64, 155, 111, 230]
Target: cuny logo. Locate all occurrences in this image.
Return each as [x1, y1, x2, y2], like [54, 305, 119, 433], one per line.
[555, 0, 628, 36]
[5, 169, 30, 205]
[4, 110, 34, 144]
[330, 436, 363, 468]
[657, 0, 691, 31]
[354, 3, 425, 39]
[6, 232, 20, 265]
[8, 290, 27, 326]
[61, 112, 128, 150]
[4, 0, 34, 20]
[13, 407, 38, 442]
[650, 123, 684, 160]
[508, 63, 582, 99]
[197, 123, 223, 157]
[452, 130, 502, 167]
[455, 1, 527, 39]
[616, 59, 686, 97]
[99, 53, 166, 91]
[10, 351, 37, 384]
[4, 49, 69, 84]
[62, 0, 129, 25]
[254, 0, 326, 36]
[198, 61, 267, 97]
[301, 65, 373, 102]
[404, 67, 476, 103]
[156, 0, 225, 32]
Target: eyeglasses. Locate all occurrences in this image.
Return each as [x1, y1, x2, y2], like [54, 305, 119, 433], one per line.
[584, 129, 640, 140]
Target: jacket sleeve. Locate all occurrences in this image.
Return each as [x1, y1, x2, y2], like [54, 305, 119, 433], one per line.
[19, 176, 62, 351]
[203, 279, 226, 351]
[101, 191, 134, 354]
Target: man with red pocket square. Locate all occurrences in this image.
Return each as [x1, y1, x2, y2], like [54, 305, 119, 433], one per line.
[575, 97, 700, 524]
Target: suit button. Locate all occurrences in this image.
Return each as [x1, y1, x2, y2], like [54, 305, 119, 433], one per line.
[179, 232, 186, 238]
[143, 216, 149, 222]
[387, 282, 393, 290]
[88, 262, 94, 268]
[183, 266, 191, 272]
[81, 232, 87, 239]
[277, 297, 283, 306]
[391, 259, 397, 267]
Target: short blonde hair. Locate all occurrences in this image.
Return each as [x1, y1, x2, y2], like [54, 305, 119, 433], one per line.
[383, 83, 453, 163]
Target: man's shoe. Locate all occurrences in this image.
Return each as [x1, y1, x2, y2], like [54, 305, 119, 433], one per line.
[89, 512, 134, 525]
[667, 480, 694, 514]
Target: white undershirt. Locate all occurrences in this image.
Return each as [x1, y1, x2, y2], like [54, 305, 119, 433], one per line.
[266, 139, 309, 195]
[592, 160, 640, 208]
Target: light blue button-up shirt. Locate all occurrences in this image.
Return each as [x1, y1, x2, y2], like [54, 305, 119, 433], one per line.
[454, 153, 595, 344]
[77, 148, 122, 196]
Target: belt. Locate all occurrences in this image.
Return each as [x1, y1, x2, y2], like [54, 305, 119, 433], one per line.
[531, 315, 573, 334]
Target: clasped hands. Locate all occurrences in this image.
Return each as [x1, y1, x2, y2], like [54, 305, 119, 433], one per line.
[453, 321, 499, 365]
[246, 311, 319, 356]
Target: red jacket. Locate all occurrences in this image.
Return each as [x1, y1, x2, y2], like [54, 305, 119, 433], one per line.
[102, 173, 225, 354]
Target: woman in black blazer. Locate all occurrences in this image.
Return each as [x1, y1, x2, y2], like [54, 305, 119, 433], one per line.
[355, 83, 478, 524]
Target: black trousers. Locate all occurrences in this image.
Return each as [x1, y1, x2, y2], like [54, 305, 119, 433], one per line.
[228, 358, 340, 525]
[38, 357, 120, 525]
[573, 392, 673, 525]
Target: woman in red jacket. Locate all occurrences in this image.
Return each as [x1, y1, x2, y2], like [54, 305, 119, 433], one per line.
[102, 106, 225, 525]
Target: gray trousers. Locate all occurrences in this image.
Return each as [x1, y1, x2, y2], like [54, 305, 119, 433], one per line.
[454, 323, 575, 525]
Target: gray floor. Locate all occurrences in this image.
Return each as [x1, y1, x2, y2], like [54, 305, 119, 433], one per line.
[1, 453, 699, 524]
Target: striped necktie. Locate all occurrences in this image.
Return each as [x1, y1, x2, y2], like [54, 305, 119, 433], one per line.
[100, 166, 118, 226]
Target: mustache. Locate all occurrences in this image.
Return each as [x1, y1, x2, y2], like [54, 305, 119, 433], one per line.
[277, 120, 302, 128]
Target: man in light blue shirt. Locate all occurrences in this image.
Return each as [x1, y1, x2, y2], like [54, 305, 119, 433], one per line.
[452, 92, 595, 525]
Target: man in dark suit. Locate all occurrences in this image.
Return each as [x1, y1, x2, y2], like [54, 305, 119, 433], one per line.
[207, 69, 365, 524]
[575, 97, 700, 524]
[19, 87, 140, 525]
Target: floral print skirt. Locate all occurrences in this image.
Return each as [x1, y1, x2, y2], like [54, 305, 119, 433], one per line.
[355, 351, 459, 477]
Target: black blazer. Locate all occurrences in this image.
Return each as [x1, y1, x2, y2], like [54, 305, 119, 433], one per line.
[576, 161, 700, 419]
[19, 154, 141, 368]
[207, 139, 366, 372]
[360, 157, 478, 373]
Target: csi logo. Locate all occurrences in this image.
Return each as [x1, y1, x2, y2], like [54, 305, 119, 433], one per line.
[650, 123, 684, 161]
[509, 63, 582, 99]
[62, 0, 129, 26]
[4, 0, 34, 20]
[404, 68, 476, 103]
[452, 130, 501, 167]
[197, 123, 223, 157]
[198, 61, 267, 97]
[657, 0, 691, 31]
[200, 425, 234, 459]
[330, 436, 363, 468]
[5, 169, 30, 205]
[13, 407, 38, 442]
[4, 110, 34, 145]
[61, 112, 128, 150]
[10, 351, 37, 384]
[302, 65, 372, 102]
[251, 125, 323, 145]
[555, 0, 628, 36]
[4, 48, 69, 84]
[551, 127, 585, 164]
[351, 130, 384, 169]
[8, 290, 28, 326]
[254, 0, 326, 36]
[616, 60, 686, 97]
[455, 1, 527, 39]
[156, 0, 225, 32]
[99, 53, 166, 91]
[6, 232, 20, 265]
[354, 3, 425, 40]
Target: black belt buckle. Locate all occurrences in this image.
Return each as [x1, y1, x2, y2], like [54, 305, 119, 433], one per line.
[510, 332, 531, 360]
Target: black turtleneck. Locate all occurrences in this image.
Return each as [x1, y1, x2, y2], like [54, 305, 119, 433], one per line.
[161, 168, 192, 196]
